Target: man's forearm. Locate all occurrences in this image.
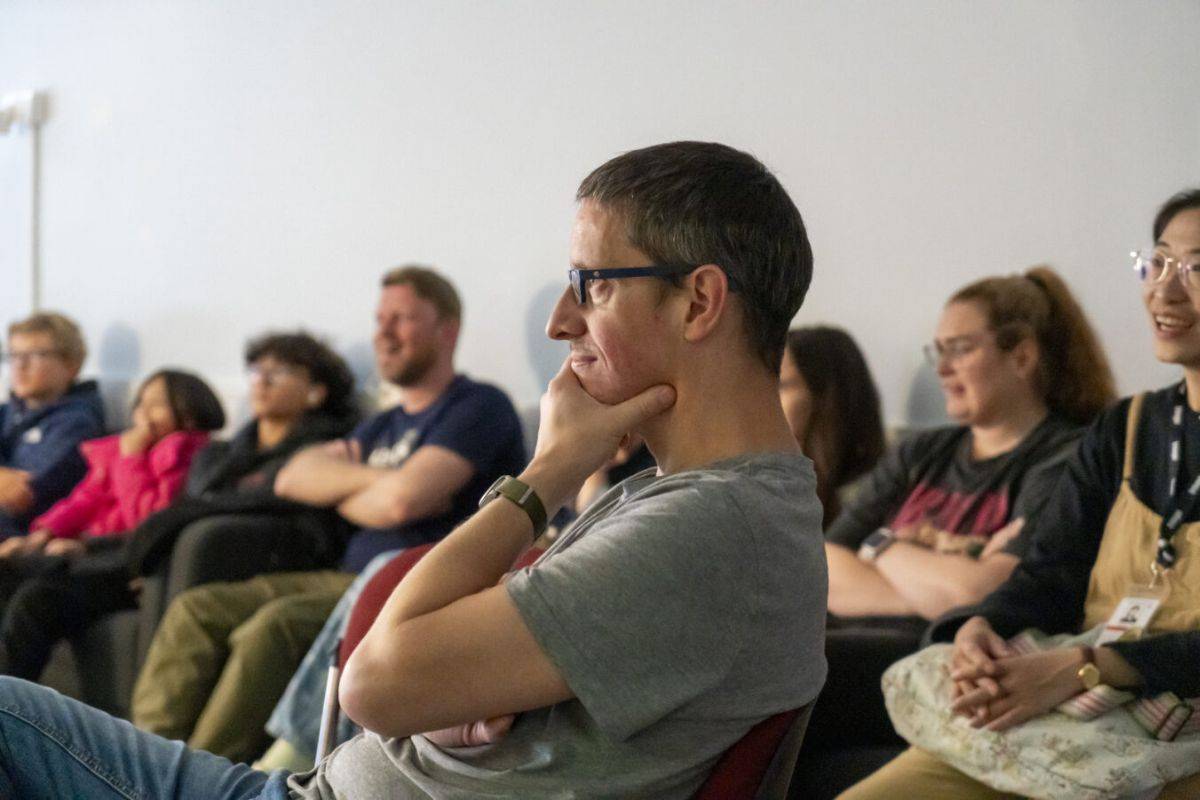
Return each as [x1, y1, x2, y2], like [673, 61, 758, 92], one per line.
[339, 472, 563, 737]
[334, 445, 475, 529]
[374, 483, 540, 627]
[376, 460, 568, 625]
[336, 479, 452, 529]
[274, 451, 380, 506]
[336, 484, 402, 529]
[341, 371, 675, 737]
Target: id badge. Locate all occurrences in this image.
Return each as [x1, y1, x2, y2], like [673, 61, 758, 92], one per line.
[1096, 579, 1169, 646]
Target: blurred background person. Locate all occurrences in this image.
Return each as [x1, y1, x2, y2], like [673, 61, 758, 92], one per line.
[779, 325, 886, 529]
[0, 312, 105, 540]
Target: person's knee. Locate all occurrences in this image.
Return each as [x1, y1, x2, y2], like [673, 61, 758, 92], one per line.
[230, 599, 298, 653]
[2, 581, 49, 629]
[169, 582, 245, 625]
[0, 676, 48, 715]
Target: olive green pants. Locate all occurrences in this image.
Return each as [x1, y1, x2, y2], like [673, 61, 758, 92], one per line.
[131, 571, 355, 764]
[837, 746, 1200, 800]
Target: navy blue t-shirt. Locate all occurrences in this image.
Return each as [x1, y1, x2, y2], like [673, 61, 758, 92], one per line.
[340, 375, 526, 572]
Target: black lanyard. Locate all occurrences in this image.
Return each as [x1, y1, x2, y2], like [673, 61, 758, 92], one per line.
[1159, 382, 1200, 569]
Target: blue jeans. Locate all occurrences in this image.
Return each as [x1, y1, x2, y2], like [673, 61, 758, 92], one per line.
[0, 677, 292, 799]
[265, 549, 399, 757]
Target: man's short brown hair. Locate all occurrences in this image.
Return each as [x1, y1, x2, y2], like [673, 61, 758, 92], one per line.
[8, 311, 87, 366]
[381, 265, 462, 322]
[577, 141, 812, 372]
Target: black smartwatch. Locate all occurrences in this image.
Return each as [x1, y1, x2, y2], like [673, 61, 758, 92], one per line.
[479, 475, 547, 540]
[857, 528, 897, 563]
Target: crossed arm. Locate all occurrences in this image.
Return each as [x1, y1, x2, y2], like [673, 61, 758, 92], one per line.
[338, 361, 676, 739]
[826, 519, 1023, 621]
[274, 440, 474, 529]
[338, 490, 574, 738]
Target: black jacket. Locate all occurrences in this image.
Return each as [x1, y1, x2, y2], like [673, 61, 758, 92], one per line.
[121, 410, 358, 576]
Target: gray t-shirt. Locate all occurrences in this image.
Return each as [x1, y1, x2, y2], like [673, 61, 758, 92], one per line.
[288, 451, 827, 799]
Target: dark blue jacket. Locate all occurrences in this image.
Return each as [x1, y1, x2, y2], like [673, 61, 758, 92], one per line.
[0, 380, 106, 537]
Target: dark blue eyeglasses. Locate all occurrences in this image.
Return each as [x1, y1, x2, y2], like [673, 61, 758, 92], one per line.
[567, 264, 706, 305]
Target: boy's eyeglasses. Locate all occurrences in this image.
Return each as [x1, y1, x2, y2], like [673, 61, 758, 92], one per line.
[0, 349, 62, 367]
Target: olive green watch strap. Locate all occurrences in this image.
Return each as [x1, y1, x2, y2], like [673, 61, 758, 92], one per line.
[479, 475, 547, 540]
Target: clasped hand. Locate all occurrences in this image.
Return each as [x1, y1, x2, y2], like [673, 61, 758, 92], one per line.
[947, 616, 1084, 731]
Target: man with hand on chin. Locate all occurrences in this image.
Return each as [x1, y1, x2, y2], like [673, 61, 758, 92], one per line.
[0, 142, 827, 800]
[324, 140, 827, 799]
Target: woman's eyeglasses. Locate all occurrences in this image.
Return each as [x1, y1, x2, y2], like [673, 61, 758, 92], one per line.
[922, 334, 989, 367]
[1132, 248, 1200, 292]
[246, 364, 306, 385]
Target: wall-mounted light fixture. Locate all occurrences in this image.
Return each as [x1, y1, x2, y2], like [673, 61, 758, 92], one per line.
[1, 90, 48, 311]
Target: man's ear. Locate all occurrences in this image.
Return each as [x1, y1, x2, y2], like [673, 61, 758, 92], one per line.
[438, 318, 461, 348]
[681, 264, 730, 344]
[64, 359, 84, 384]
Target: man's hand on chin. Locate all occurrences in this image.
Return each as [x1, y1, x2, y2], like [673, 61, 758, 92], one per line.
[520, 359, 675, 514]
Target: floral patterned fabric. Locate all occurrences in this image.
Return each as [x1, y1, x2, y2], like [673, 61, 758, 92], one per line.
[882, 635, 1200, 800]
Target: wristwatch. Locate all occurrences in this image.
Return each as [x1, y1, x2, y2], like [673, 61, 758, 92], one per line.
[479, 475, 547, 540]
[857, 528, 897, 563]
[1077, 645, 1101, 690]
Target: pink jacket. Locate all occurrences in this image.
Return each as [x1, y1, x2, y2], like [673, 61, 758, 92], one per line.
[30, 430, 211, 540]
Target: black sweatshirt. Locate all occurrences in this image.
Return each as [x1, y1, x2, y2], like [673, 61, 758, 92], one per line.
[827, 414, 1083, 557]
[929, 385, 1200, 697]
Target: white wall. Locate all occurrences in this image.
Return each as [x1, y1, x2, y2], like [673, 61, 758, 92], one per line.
[1, 1, 1198, 428]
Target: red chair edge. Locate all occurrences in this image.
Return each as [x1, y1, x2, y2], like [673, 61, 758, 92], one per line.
[692, 707, 803, 800]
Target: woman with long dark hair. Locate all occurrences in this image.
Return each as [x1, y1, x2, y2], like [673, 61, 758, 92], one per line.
[780, 325, 885, 528]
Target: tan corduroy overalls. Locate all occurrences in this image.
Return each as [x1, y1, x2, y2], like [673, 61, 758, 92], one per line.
[841, 393, 1200, 800]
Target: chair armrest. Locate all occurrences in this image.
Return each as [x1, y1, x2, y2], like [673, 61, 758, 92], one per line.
[806, 625, 923, 750]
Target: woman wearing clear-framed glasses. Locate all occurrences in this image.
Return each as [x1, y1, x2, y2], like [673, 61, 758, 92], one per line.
[824, 265, 1114, 628]
[839, 190, 1200, 799]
